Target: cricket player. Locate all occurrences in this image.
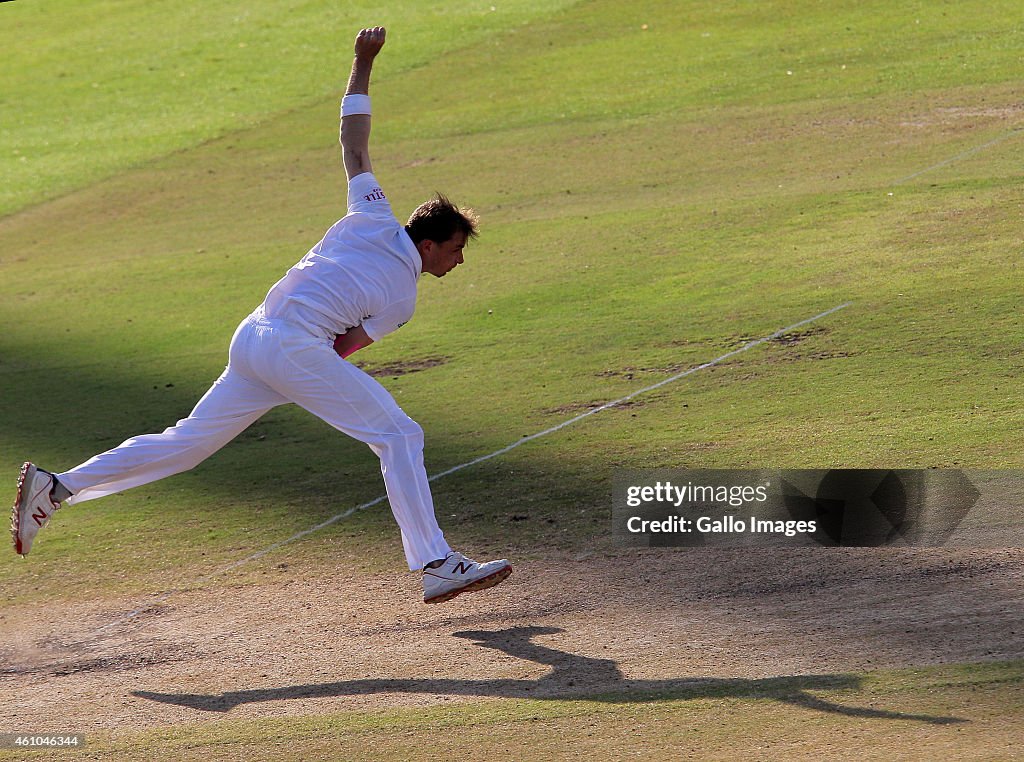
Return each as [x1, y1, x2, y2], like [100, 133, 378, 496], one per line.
[11, 26, 512, 605]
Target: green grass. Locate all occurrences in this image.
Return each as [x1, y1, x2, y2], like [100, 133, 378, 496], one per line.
[2, 0, 1023, 594]
[1, 0, 579, 217]
[2, 660, 1020, 760]
[1, 1, 1022, 755]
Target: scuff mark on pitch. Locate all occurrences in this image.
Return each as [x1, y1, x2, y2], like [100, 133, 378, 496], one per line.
[355, 355, 449, 378]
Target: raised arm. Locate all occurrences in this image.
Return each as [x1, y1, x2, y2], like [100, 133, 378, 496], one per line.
[340, 26, 386, 181]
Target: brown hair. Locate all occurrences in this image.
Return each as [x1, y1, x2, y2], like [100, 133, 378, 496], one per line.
[405, 194, 479, 245]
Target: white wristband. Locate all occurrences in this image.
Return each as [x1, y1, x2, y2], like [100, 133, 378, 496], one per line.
[341, 94, 371, 117]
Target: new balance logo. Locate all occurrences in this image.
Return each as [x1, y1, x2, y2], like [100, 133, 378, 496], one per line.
[453, 561, 475, 575]
[31, 509, 48, 526]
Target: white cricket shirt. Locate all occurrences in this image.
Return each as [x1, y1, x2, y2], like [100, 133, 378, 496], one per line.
[260, 172, 421, 341]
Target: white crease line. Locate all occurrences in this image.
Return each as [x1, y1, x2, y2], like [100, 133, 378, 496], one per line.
[893, 127, 1023, 185]
[95, 301, 851, 632]
[429, 301, 852, 481]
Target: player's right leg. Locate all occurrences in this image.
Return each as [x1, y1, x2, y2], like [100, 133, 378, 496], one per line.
[55, 365, 285, 505]
[11, 317, 287, 556]
[10, 463, 61, 556]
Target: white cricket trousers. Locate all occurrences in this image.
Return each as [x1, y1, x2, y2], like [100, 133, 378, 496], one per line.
[57, 310, 452, 570]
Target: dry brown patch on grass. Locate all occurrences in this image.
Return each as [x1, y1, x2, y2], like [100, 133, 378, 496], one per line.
[354, 355, 449, 378]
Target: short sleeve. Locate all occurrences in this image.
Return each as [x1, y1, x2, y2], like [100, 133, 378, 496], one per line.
[362, 297, 416, 342]
[347, 172, 395, 217]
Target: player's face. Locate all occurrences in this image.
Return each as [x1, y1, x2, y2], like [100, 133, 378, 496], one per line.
[421, 233, 467, 278]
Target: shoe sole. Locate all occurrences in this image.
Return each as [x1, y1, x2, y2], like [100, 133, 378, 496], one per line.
[424, 563, 512, 604]
[11, 462, 34, 557]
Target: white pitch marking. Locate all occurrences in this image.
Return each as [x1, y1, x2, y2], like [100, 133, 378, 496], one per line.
[893, 127, 1023, 185]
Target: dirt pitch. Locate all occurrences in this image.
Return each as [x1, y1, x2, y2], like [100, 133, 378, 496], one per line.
[1, 545, 1020, 750]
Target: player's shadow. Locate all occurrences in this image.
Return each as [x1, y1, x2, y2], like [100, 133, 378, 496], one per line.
[132, 626, 964, 725]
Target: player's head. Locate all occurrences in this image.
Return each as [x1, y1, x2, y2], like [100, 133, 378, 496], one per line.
[406, 194, 479, 278]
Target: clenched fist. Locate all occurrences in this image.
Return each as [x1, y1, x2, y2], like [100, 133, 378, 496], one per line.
[354, 26, 386, 60]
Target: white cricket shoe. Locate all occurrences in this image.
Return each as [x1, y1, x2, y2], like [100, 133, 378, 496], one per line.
[11, 462, 60, 557]
[423, 551, 512, 604]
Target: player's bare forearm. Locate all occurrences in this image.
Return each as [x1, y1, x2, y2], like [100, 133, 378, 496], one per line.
[333, 325, 374, 359]
[340, 26, 386, 180]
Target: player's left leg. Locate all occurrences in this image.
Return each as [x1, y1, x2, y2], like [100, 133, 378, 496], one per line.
[269, 336, 452, 570]
[258, 324, 511, 602]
